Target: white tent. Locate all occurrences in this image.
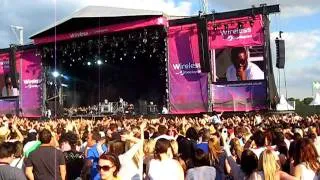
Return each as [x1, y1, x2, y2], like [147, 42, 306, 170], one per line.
[309, 92, 320, 106]
[276, 94, 295, 111]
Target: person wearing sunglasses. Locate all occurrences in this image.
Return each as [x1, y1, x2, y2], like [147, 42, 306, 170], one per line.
[98, 153, 121, 180]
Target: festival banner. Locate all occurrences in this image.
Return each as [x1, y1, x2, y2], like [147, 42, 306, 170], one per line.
[211, 81, 267, 112]
[208, 15, 264, 49]
[168, 24, 208, 114]
[19, 49, 42, 117]
[33, 17, 168, 45]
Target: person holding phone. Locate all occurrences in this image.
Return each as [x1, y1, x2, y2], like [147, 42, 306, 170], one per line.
[226, 47, 264, 81]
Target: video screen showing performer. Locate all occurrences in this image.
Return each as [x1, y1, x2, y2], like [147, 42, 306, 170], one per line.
[1, 74, 19, 97]
[215, 46, 265, 82]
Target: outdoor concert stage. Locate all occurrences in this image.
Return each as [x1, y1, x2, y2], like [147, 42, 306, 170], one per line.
[0, 5, 280, 117]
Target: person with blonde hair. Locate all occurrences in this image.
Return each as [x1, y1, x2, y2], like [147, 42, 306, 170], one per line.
[143, 139, 156, 179]
[225, 138, 243, 177]
[258, 149, 296, 180]
[208, 136, 226, 180]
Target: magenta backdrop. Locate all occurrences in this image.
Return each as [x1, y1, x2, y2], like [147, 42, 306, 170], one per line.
[208, 15, 264, 49]
[168, 24, 208, 114]
[19, 49, 42, 117]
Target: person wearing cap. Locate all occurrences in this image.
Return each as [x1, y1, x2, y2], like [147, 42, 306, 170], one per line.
[87, 131, 108, 180]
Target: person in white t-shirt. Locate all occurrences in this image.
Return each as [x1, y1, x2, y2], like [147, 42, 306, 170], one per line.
[226, 47, 264, 81]
[148, 138, 184, 180]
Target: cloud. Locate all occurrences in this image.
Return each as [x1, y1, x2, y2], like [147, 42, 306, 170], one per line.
[73, 0, 192, 16]
[270, 30, 320, 98]
[0, 0, 192, 48]
[284, 63, 320, 99]
[207, 0, 320, 18]
[270, 30, 320, 62]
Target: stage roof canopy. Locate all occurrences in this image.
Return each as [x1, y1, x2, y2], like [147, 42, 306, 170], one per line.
[30, 6, 167, 39]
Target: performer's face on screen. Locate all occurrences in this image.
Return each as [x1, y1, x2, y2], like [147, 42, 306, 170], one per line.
[5, 77, 12, 86]
[234, 51, 248, 69]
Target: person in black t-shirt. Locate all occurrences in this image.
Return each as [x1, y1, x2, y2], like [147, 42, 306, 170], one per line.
[60, 132, 85, 180]
[25, 129, 66, 180]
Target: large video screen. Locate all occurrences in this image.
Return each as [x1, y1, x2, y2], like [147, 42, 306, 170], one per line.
[214, 46, 265, 82]
[0, 53, 19, 97]
[211, 81, 267, 112]
[212, 45, 267, 111]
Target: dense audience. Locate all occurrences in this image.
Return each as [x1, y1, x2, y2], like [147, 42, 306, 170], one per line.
[0, 113, 319, 180]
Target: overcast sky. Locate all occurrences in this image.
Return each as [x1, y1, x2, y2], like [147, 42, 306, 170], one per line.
[0, 0, 319, 99]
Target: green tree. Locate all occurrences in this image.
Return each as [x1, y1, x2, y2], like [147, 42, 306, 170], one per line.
[287, 97, 295, 102]
[303, 97, 314, 105]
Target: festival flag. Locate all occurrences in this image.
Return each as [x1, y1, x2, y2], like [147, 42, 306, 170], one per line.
[313, 81, 320, 90]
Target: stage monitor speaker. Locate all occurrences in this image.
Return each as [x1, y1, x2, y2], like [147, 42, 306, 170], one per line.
[197, 18, 211, 73]
[275, 39, 285, 69]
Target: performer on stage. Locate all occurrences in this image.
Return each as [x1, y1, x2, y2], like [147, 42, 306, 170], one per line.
[226, 47, 264, 81]
[1, 74, 19, 97]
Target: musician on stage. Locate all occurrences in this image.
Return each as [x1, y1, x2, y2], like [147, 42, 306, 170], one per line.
[1, 74, 19, 97]
[226, 47, 264, 81]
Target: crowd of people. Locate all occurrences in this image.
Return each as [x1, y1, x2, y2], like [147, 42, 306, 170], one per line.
[0, 113, 319, 180]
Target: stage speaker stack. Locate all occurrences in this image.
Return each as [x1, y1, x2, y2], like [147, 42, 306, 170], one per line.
[275, 39, 285, 69]
[9, 45, 18, 88]
[197, 18, 211, 73]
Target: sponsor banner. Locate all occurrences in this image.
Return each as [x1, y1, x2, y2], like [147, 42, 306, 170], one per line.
[208, 15, 264, 49]
[168, 24, 208, 114]
[19, 49, 42, 117]
[211, 81, 267, 112]
[33, 17, 168, 45]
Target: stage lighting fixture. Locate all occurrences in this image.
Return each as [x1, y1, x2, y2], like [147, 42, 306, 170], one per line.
[52, 71, 60, 78]
[143, 38, 148, 44]
[224, 24, 228, 31]
[97, 60, 102, 65]
[61, 84, 69, 88]
[61, 74, 69, 80]
[87, 62, 92, 66]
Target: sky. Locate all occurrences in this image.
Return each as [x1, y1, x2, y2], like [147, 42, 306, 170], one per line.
[0, 0, 319, 99]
